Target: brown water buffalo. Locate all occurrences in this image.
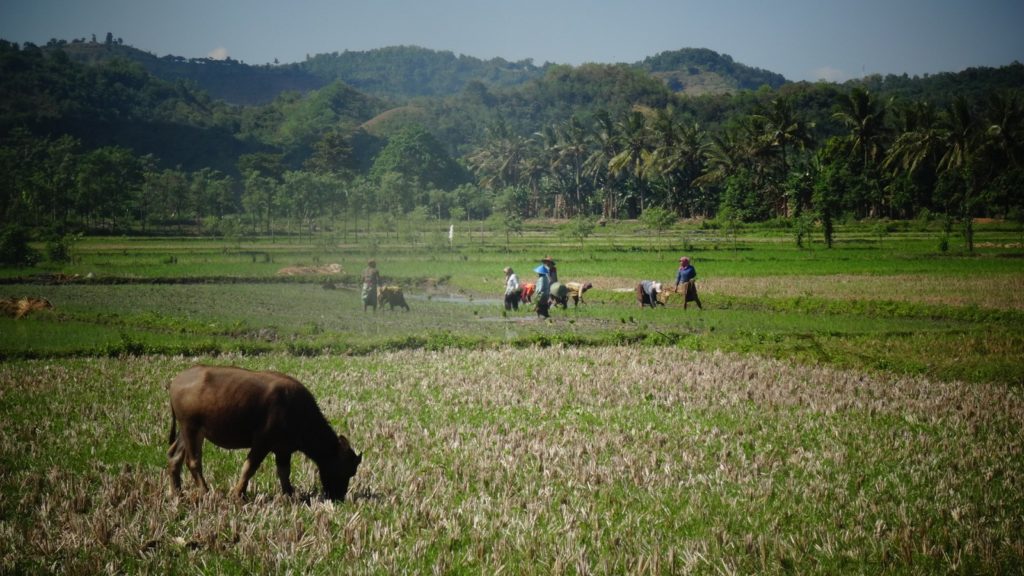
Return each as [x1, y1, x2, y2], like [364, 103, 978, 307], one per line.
[167, 365, 361, 501]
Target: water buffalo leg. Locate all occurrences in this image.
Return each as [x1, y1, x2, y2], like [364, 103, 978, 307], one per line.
[167, 432, 185, 494]
[275, 452, 294, 496]
[182, 428, 209, 492]
[231, 447, 269, 497]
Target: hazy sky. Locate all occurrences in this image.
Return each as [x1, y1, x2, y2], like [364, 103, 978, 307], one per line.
[2, 0, 1022, 83]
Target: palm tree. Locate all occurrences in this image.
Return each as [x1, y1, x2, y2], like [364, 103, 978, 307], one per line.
[980, 91, 1024, 171]
[552, 116, 592, 216]
[758, 97, 815, 176]
[751, 97, 814, 216]
[833, 87, 890, 216]
[608, 110, 652, 217]
[647, 108, 708, 216]
[584, 110, 620, 219]
[937, 96, 985, 250]
[893, 95, 996, 251]
[534, 123, 568, 217]
[467, 131, 532, 192]
[886, 101, 943, 175]
[979, 91, 1024, 216]
[695, 128, 746, 190]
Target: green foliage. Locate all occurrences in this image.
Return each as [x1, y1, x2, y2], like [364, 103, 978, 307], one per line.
[721, 168, 773, 222]
[0, 224, 40, 266]
[639, 206, 676, 236]
[2, 37, 1023, 237]
[370, 126, 469, 193]
[300, 45, 547, 99]
[559, 215, 597, 249]
[638, 47, 787, 92]
[45, 232, 81, 263]
[489, 189, 525, 250]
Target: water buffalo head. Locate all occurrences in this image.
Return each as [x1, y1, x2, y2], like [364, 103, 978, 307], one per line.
[321, 434, 362, 501]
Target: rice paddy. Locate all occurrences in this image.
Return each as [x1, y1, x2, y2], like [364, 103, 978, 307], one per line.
[1, 220, 1022, 573]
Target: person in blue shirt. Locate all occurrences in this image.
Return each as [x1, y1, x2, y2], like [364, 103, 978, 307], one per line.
[534, 264, 551, 318]
[674, 256, 703, 309]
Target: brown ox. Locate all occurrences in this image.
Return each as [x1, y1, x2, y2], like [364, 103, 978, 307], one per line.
[168, 366, 362, 501]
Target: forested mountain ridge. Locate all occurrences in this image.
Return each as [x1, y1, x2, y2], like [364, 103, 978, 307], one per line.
[300, 45, 549, 100]
[2, 34, 1022, 251]
[40, 36, 328, 105]
[39, 38, 790, 104]
[0, 39, 266, 174]
[0, 39, 389, 173]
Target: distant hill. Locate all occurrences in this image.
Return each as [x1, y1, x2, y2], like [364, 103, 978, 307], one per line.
[299, 45, 549, 99]
[42, 38, 328, 105]
[294, 46, 789, 100]
[42, 39, 789, 104]
[0, 39, 268, 174]
[636, 48, 788, 94]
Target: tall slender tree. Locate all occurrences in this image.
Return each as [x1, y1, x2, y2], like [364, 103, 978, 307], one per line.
[608, 110, 652, 217]
[832, 87, 890, 216]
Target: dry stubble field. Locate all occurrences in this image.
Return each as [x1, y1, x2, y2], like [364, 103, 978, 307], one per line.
[1, 346, 1022, 574]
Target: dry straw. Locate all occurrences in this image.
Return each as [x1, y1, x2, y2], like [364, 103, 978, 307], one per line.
[1, 348, 1022, 573]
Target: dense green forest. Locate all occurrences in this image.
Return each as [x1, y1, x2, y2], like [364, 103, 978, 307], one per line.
[2, 36, 1023, 264]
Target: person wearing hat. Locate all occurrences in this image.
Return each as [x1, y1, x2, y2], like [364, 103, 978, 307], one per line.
[361, 259, 381, 312]
[674, 256, 702, 309]
[533, 263, 551, 318]
[541, 256, 558, 283]
[503, 266, 521, 311]
[637, 280, 663, 308]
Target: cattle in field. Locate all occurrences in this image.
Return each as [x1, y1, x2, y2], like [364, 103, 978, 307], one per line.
[377, 285, 410, 311]
[167, 365, 362, 501]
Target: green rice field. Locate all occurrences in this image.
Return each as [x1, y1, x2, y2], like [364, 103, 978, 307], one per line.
[1, 219, 1022, 573]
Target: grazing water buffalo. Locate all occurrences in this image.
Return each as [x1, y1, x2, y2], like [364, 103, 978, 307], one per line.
[167, 365, 361, 501]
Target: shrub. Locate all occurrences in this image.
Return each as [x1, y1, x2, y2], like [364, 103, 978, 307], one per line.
[0, 224, 40, 266]
[46, 235, 74, 263]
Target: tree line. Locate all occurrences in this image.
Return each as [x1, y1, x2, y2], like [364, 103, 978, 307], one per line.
[2, 38, 1022, 259]
[467, 86, 1023, 249]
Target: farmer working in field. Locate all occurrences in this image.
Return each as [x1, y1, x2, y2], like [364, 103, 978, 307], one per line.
[541, 256, 558, 283]
[503, 266, 521, 311]
[674, 256, 702, 309]
[361, 259, 380, 312]
[534, 264, 551, 318]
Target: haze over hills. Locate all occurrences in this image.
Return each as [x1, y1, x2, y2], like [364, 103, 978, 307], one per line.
[41, 37, 787, 105]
